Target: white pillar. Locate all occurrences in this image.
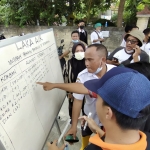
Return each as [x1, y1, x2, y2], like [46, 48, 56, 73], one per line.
[136, 15, 150, 31]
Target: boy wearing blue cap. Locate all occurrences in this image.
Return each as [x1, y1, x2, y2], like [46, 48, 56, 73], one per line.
[91, 23, 104, 44]
[82, 67, 150, 150]
[48, 67, 150, 150]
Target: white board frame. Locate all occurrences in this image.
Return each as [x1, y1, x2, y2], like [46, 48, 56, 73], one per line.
[0, 28, 66, 150]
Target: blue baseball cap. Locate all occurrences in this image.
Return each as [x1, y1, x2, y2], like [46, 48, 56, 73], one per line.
[94, 23, 102, 28]
[84, 67, 150, 118]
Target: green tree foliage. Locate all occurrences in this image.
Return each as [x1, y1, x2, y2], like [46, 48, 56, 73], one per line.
[124, 0, 150, 25]
[0, 0, 117, 26]
[111, 0, 150, 26]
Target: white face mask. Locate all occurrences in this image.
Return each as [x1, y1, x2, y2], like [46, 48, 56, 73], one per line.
[74, 52, 85, 60]
[126, 49, 134, 53]
[94, 67, 102, 74]
[72, 40, 79, 43]
[93, 62, 103, 74]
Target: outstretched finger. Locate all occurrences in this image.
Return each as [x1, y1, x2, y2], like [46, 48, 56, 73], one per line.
[36, 82, 44, 85]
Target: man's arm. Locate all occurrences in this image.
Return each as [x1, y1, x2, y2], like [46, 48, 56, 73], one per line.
[37, 82, 89, 94]
[59, 50, 70, 59]
[93, 39, 103, 43]
[72, 99, 83, 128]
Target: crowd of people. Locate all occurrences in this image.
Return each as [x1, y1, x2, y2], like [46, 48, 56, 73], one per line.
[37, 21, 150, 150]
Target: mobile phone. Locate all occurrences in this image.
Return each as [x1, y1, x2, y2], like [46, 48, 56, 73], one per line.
[65, 135, 79, 143]
[112, 57, 119, 63]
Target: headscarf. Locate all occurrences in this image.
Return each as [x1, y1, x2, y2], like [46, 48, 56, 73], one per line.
[69, 42, 86, 82]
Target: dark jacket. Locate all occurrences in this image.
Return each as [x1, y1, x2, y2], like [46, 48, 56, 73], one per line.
[77, 29, 88, 44]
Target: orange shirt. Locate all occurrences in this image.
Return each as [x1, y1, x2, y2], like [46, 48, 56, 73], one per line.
[88, 131, 147, 150]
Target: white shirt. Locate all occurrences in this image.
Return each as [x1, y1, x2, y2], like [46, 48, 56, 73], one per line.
[141, 43, 150, 56]
[120, 39, 126, 47]
[113, 48, 140, 63]
[91, 31, 103, 44]
[78, 28, 85, 33]
[73, 64, 116, 126]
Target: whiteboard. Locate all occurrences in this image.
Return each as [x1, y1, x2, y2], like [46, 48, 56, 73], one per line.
[0, 29, 66, 150]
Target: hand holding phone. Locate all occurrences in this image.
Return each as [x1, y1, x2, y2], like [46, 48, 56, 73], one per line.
[133, 45, 141, 57]
[112, 57, 119, 63]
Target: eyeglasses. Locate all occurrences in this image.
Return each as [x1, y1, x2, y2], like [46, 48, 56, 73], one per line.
[126, 39, 138, 44]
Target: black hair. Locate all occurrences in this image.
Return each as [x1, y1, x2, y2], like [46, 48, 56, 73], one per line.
[124, 25, 139, 33]
[143, 28, 150, 43]
[143, 28, 150, 35]
[88, 44, 108, 58]
[132, 25, 139, 29]
[78, 20, 85, 24]
[71, 30, 80, 36]
[126, 62, 150, 80]
[103, 101, 150, 130]
[125, 25, 134, 33]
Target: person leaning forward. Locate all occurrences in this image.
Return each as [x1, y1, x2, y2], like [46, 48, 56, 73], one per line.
[37, 44, 116, 150]
[46, 67, 150, 150]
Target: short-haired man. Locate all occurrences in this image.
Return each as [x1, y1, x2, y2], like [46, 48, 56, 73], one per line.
[91, 23, 104, 44]
[38, 44, 116, 150]
[59, 30, 87, 59]
[48, 67, 150, 150]
[77, 20, 88, 44]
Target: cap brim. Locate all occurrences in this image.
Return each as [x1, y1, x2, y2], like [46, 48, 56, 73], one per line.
[84, 79, 102, 93]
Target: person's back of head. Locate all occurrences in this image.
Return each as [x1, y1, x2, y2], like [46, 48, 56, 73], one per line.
[132, 25, 139, 30]
[84, 67, 150, 131]
[143, 28, 150, 43]
[125, 25, 139, 33]
[125, 25, 134, 33]
[126, 62, 150, 80]
[143, 28, 150, 35]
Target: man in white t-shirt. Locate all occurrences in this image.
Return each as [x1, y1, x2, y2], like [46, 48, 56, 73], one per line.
[107, 30, 149, 65]
[37, 44, 115, 150]
[91, 23, 104, 44]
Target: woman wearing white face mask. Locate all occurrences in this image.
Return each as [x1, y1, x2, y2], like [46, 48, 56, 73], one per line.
[63, 42, 86, 121]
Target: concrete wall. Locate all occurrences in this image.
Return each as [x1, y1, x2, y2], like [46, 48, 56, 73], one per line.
[0, 25, 124, 52]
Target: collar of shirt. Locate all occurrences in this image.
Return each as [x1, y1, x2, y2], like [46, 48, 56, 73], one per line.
[95, 30, 101, 34]
[78, 28, 85, 33]
[87, 71, 98, 79]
